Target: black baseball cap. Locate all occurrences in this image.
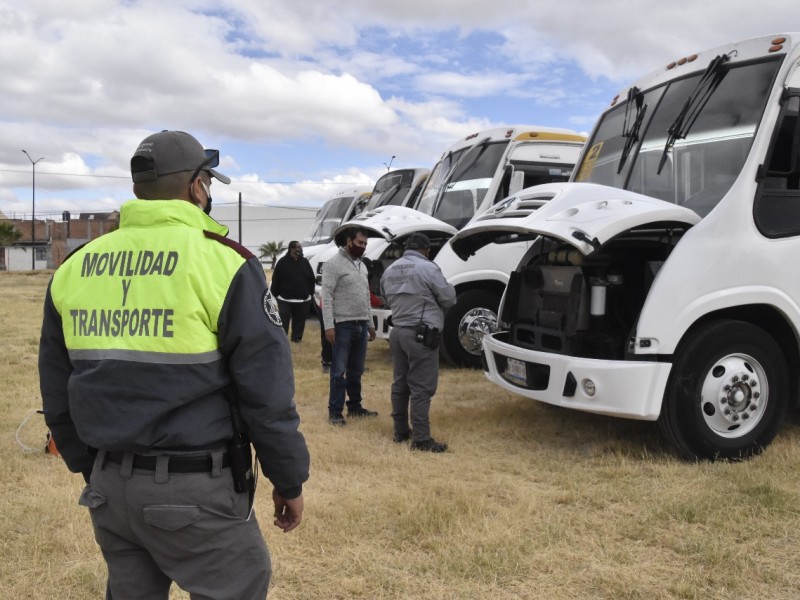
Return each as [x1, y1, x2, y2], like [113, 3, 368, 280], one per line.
[130, 130, 231, 184]
[405, 232, 431, 250]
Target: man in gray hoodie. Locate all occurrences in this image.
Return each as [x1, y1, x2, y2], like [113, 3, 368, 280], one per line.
[321, 227, 378, 425]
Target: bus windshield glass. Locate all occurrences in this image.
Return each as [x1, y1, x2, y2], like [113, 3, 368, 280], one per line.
[575, 57, 782, 217]
[367, 170, 413, 210]
[422, 141, 509, 229]
[416, 147, 471, 217]
[303, 196, 354, 245]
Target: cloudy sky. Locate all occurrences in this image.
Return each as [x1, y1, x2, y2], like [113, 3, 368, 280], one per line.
[0, 0, 795, 220]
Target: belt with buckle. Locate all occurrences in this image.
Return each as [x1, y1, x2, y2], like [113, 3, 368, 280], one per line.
[104, 451, 230, 473]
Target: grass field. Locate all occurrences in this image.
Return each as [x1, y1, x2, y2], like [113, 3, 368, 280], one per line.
[3, 270, 800, 599]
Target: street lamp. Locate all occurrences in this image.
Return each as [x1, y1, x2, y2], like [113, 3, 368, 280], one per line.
[22, 150, 44, 270]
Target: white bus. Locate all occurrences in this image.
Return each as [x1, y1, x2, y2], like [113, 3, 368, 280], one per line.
[452, 34, 800, 459]
[301, 185, 372, 274]
[369, 126, 586, 367]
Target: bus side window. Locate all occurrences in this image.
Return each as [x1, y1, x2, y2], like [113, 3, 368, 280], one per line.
[754, 93, 800, 237]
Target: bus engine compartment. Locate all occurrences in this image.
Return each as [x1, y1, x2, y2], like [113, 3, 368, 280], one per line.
[498, 223, 693, 361]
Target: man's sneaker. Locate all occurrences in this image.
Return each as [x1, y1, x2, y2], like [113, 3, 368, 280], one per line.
[393, 430, 411, 443]
[410, 438, 448, 453]
[347, 407, 378, 418]
[328, 414, 346, 426]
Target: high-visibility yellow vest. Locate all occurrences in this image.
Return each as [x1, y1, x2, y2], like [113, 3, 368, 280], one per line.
[50, 199, 244, 361]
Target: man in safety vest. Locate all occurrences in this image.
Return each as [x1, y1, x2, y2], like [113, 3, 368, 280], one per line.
[39, 130, 310, 599]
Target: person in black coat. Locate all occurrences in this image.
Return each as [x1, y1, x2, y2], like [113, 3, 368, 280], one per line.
[270, 241, 315, 342]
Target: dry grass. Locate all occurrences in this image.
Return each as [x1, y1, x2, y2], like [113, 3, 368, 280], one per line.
[3, 271, 800, 599]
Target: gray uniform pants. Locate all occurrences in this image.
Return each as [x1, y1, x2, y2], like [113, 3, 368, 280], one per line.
[389, 327, 439, 442]
[80, 450, 271, 600]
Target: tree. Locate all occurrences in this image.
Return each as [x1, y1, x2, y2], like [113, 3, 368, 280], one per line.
[259, 241, 285, 269]
[0, 221, 21, 247]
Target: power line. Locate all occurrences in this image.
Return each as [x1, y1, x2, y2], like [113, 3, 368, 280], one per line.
[8, 208, 320, 222]
[0, 167, 371, 186]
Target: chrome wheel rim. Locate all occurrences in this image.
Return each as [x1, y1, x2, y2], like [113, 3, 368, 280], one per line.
[700, 353, 767, 438]
[457, 308, 497, 355]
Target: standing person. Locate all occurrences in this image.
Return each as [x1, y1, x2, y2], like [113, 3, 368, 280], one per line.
[321, 227, 378, 425]
[38, 130, 310, 599]
[380, 233, 456, 452]
[270, 240, 315, 342]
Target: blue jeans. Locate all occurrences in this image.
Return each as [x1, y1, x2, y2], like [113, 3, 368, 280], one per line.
[328, 321, 369, 416]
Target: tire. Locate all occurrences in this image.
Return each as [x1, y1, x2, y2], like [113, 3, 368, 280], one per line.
[658, 319, 789, 460]
[440, 289, 499, 369]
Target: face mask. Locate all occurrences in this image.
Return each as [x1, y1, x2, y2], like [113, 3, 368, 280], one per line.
[200, 180, 213, 215]
[349, 244, 366, 258]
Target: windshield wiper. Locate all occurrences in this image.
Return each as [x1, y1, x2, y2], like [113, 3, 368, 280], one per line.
[657, 53, 731, 174]
[432, 137, 490, 215]
[617, 86, 648, 174]
[376, 183, 403, 207]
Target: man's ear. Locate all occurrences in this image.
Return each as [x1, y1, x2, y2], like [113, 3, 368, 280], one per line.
[189, 176, 206, 208]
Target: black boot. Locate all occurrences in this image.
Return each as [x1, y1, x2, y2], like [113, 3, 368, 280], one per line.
[410, 438, 447, 453]
[347, 406, 378, 418]
[328, 413, 346, 426]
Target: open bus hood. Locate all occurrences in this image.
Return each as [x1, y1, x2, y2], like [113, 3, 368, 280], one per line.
[334, 205, 458, 245]
[450, 182, 702, 259]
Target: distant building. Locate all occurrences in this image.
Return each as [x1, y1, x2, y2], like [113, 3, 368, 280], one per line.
[0, 210, 119, 271]
[1, 204, 318, 271]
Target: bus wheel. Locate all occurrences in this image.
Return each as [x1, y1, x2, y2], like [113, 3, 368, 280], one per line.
[658, 319, 788, 460]
[441, 290, 499, 369]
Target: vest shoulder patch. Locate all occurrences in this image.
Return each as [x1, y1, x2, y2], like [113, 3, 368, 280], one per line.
[203, 230, 255, 260]
[262, 290, 282, 326]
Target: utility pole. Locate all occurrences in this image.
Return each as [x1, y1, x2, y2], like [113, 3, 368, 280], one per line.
[22, 150, 45, 270]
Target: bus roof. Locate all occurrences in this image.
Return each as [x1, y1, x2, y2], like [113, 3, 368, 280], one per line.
[325, 184, 373, 201]
[609, 33, 799, 109]
[442, 125, 586, 154]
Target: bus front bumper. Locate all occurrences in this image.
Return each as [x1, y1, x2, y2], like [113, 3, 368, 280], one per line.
[481, 332, 671, 421]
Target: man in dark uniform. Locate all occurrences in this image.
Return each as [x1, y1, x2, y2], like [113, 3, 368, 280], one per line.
[270, 240, 315, 342]
[39, 130, 310, 599]
[380, 232, 456, 452]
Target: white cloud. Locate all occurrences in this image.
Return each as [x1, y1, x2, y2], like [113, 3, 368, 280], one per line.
[1, 0, 797, 216]
[414, 71, 525, 98]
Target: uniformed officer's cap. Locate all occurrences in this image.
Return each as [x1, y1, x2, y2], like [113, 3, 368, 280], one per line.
[130, 130, 231, 184]
[405, 232, 431, 250]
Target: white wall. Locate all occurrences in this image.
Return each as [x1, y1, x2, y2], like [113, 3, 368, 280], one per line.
[211, 205, 317, 259]
[5, 247, 47, 271]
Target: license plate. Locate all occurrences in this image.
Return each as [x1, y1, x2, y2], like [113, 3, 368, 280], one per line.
[505, 358, 527, 383]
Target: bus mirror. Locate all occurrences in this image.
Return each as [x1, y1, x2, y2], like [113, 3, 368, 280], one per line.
[509, 170, 525, 196]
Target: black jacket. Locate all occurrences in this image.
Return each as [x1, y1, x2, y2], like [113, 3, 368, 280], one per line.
[270, 255, 315, 301]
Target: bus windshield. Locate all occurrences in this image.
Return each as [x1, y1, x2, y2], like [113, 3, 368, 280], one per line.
[575, 57, 782, 217]
[367, 170, 414, 210]
[303, 196, 354, 245]
[416, 147, 471, 217]
[419, 141, 509, 229]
